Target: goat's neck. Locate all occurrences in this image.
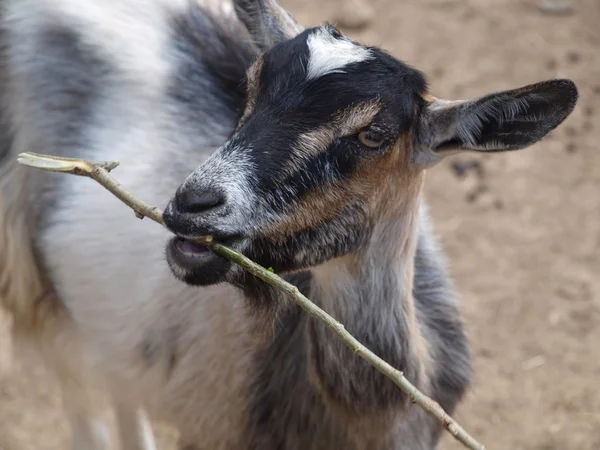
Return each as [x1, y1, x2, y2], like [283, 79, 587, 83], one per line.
[311, 196, 420, 334]
[305, 190, 428, 417]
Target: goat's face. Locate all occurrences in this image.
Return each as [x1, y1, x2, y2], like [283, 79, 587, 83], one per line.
[163, 24, 429, 285]
[163, 1, 578, 287]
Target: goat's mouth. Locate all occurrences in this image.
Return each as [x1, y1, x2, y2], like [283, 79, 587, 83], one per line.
[165, 234, 243, 286]
[174, 237, 212, 257]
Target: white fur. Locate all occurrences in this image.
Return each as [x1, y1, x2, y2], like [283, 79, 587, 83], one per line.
[35, 82, 253, 448]
[306, 27, 372, 80]
[2, 0, 252, 448]
[181, 143, 258, 232]
[5, 0, 185, 90]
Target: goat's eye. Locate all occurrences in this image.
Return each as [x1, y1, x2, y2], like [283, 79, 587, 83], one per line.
[357, 130, 385, 149]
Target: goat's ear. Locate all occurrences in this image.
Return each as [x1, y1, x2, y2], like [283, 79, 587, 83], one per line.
[417, 79, 578, 156]
[233, 0, 304, 51]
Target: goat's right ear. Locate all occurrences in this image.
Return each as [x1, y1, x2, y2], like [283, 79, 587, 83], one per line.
[416, 79, 578, 163]
[233, 0, 304, 51]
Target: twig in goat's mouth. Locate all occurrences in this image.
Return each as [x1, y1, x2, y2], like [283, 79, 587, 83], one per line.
[16, 151, 487, 450]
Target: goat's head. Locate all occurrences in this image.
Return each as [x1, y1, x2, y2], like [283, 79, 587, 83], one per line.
[163, 0, 578, 287]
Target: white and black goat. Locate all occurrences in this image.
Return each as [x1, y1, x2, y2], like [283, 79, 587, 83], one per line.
[0, 0, 578, 448]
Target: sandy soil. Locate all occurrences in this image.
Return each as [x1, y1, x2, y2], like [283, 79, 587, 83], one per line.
[1, 0, 599, 449]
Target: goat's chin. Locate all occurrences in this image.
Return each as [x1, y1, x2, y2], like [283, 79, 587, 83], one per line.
[167, 260, 233, 287]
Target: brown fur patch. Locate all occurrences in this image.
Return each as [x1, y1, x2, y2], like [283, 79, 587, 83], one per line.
[278, 101, 382, 180]
[264, 176, 370, 243]
[382, 175, 434, 384]
[422, 93, 439, 104]
[265, 129, 422, 244]
[348, 165, 434, 387]
[371, 164, 435, 383]
[334, 101, 382, 136]
[298, 101, 381, 156]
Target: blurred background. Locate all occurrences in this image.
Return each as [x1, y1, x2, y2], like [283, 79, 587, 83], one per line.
[0, 0, 598, 449]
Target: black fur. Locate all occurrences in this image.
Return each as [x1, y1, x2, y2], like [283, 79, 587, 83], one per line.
[422, 79, 579, 153]
[237, 27, 427, 193]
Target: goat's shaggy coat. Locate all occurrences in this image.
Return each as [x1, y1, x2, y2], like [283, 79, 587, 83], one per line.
[0, 0, 577, 448]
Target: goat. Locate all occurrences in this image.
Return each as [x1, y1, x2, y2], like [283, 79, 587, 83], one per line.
[0, 0, 578, 449]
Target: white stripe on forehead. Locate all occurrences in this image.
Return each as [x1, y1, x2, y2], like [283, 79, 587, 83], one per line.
[305, 28, 372, 80]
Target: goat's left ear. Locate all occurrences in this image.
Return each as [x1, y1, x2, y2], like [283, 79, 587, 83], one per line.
[233, 0, 304, 51]
[417, 79, 578, 158]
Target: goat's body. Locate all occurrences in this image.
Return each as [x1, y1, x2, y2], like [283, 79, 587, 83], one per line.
[0, 0, 471, 448]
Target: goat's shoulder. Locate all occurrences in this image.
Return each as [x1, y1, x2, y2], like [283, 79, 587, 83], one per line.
[413, 199, 472, 418]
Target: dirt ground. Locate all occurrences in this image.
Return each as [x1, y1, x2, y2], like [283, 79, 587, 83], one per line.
[1, 0, 599, 449]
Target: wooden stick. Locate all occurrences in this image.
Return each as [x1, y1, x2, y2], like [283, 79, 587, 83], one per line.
[17, 151, 486, 450]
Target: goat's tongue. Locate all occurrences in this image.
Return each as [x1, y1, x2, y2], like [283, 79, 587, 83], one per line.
[180, 239, 210, 254]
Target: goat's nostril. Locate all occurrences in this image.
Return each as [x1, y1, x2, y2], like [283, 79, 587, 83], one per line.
[176, 190, 226, 215]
